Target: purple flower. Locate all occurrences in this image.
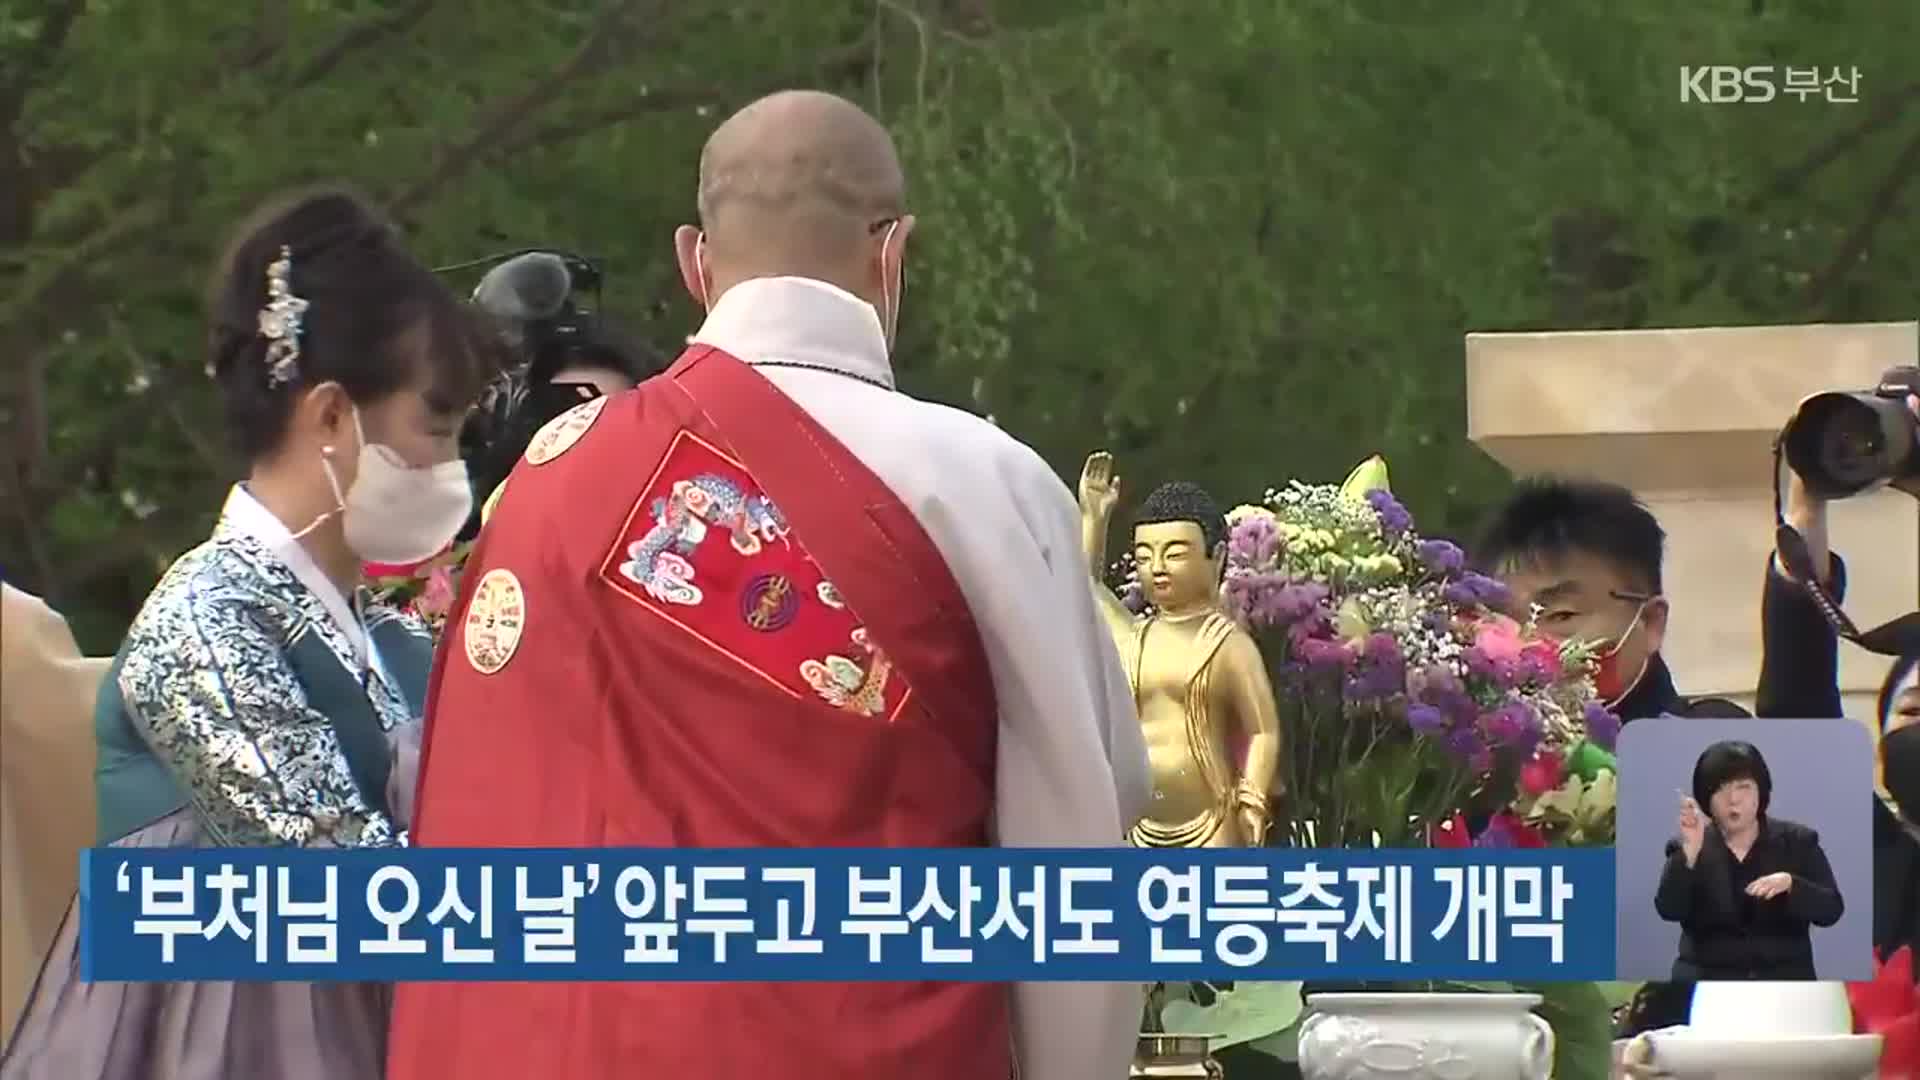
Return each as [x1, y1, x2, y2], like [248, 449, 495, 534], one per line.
[1473, 816, 1521, 849]
[1444, 725, 1484, 760]
[1220, 572, 1256, 623]
[1364, 632, 1402, 665]
[1442, 572, 1512, 612]
[1365, 489, 1413, 535]
[1406, 702, 1448, 735]
[1479, 700, 1542, 753]
[1408, 663, 1461, 700]
[1461, 646, 1520, 690]
[1230, 573, 1328, 630]
[1227, 515, 1281, 568]
[1416, 538, 1466, 577]
[1294, 635, 1354, 669]
[1119, 579, 1149, 615]
[1583, 700, 1622, 750]
[1269, 581, 1331, 623]
[1345, 633, 1407, 700]
[1516, 647, 1559, 686]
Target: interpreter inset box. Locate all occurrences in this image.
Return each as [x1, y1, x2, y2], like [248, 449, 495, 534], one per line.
[1613, 717, 1873, 982]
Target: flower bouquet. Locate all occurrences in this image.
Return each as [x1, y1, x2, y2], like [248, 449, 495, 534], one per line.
[1202, 457, 1619, 850]
[1122, 458, 1625, 1080]
[366, 541, 472, 642]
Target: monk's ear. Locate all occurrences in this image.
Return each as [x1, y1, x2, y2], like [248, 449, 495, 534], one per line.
[673, 225, 706, 307]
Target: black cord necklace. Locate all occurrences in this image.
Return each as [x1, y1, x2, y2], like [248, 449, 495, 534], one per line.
[754, 359, 895, 393]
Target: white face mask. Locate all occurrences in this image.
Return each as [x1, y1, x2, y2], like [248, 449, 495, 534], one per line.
[316, 409, 473, 565]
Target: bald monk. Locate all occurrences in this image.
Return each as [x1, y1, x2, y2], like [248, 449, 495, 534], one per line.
[0, 585, 108, 1030]
[386, 91, 1150, 1080]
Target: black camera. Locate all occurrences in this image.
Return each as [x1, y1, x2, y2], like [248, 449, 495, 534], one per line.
[1781, 365, 1920, 499]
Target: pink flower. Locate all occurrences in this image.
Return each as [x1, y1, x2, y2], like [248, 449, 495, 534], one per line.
[416, 567, 457, 620]
[1519, 749, 1568, 796]
[1472, 614, 1526, 666]
[1519, 638, 1563, 682]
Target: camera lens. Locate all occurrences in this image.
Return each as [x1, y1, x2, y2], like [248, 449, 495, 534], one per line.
[1784, 391, 1918, 499]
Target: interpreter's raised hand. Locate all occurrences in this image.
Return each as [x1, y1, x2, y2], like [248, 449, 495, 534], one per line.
[1678, 795, 1706, 865]
[1745, 871, 1794, 899]
[1079, 451, 1122, 520]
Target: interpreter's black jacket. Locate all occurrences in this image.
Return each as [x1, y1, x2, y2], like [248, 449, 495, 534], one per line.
[1654, 816, 1844, 980]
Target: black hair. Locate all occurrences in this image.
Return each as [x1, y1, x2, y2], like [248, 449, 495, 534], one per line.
[525, 313, 664, 387]
[1880, 654, 1920, 732]
[1135, 481, 1227, 554]
[1691, 740, 1773, 816]
[1473, 477, 1665, 595]
[207, 186, 504, 460]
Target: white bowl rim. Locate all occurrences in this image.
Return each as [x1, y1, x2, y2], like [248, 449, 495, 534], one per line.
[1304, 992, 1545, 1009]
[1648, 1032, 1882, 1045]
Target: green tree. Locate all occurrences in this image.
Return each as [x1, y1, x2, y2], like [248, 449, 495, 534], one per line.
[4, 0, 1916, 659]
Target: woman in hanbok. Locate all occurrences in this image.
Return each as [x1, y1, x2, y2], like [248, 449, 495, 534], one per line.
[367, 252, 662, 640]
[1, 187, 498, 1079]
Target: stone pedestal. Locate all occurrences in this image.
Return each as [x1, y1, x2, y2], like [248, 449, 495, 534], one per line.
[1465, 322, 1919, 728]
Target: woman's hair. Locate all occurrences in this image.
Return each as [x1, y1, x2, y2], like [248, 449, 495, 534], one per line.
[1692, 739, 1773, 816]
[1878, 654, 1919, 732]
[525, 313, 665, 386]
[207, 186, 503, 459]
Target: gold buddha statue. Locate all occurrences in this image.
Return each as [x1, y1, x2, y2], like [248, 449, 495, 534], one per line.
[1079, 452, 1282, 848]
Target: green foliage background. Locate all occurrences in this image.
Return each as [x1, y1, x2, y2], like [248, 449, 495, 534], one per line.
[1, 3, 1913, 1075]
[4, 0, 1916, 651]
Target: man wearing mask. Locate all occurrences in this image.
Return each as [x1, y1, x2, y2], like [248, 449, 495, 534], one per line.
[1474, 479, 1750, 724]
[387, 90, 1150, 1080]
[1875, 659, 1920, 962]
[1473, 478, 1847, 1033]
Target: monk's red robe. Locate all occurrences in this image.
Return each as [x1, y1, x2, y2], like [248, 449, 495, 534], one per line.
[386, 346, 1011, 1080]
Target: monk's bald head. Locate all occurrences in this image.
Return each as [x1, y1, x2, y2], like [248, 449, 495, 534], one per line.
[695, 91, 906, 277]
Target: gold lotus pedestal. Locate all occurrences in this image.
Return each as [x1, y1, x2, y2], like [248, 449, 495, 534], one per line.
[1130, 1033, 1224, 1079]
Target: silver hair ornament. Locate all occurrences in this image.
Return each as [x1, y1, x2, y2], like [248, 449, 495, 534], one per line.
[258, 245, 308, 387]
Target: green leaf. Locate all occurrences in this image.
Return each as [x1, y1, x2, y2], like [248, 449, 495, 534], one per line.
[1244, 1018, 1304, 1064]
[1516, 982, 1615, 1080]
[1159, 981, 1304, 1051]
[1597, 981, 1643, 1009]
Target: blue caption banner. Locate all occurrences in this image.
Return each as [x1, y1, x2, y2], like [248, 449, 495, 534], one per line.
[80, 847, 1615, 983]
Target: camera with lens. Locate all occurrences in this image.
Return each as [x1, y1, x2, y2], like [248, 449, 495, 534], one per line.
[1781, 365, 1920, 500]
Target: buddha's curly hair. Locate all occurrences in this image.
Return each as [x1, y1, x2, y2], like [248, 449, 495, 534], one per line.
[1135, 480, 1226, 554]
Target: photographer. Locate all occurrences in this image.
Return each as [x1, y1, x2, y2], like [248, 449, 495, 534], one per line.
[1766, 376, 1920, 967]
[456, 251, 665, 539]
[1616, 375, 1920, 1036]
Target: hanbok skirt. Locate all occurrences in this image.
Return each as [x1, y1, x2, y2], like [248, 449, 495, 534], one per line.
[0, 809, 389, 1080]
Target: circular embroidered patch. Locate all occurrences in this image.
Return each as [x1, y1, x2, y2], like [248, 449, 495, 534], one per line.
[740, 573, 800, 632]
[524, 396, 607, 466]
[464, 569, 526, 674]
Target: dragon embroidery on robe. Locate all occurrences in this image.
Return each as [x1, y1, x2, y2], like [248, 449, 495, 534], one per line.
[618, 474, 788, 606]
[800, 628, 892, 717]
[601, 431, 912, 723]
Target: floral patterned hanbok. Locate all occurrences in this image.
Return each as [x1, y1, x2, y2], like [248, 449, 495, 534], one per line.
[1, 486, 430, 1080]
